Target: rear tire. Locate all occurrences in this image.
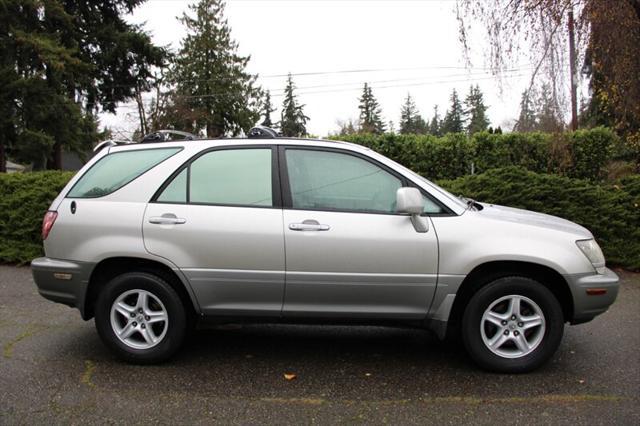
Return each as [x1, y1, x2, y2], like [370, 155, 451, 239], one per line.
[461, 276, 564, 373]
[95, 272, 187, 364]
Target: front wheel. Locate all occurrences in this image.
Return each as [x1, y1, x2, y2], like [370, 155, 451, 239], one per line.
[95, 272, 187, 364]
[461, 276, 564, 373]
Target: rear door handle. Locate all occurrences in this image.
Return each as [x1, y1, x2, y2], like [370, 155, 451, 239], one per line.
[149, 213, 186, 225]
[289, 220, 330, 231]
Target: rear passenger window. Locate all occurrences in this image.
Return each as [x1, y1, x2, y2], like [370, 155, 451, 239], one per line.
[68, 148, 181, 198]
[156, 148, 273, 207]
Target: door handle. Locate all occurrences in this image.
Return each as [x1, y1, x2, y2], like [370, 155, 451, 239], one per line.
[289, 220, 330, 231]
[149, 213, 186, 225]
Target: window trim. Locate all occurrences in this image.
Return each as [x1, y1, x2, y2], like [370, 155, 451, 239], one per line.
[150, 145, 281, 209]
[66, 147, 183, 199]
[278, 145, 453, 216]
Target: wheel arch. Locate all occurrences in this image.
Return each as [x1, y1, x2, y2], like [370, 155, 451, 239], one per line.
[447, 260, 573, 337]
[84, 256, 200, 322]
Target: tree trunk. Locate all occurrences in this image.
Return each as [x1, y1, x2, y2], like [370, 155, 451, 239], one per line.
[568, 9, 578, 131]
[52, 142, 62, 170]
[0, 143, 6, 173]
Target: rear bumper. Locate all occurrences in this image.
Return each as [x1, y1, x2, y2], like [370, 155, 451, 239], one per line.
[31, 257, 94, 318]
[565, 267, 619, 324]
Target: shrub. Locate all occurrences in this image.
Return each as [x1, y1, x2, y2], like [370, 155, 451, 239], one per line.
[439, 167, 640, 270]
[0, 171, 74, 264]
[567, 127, 617, 180]
[334, 127, 620, 181]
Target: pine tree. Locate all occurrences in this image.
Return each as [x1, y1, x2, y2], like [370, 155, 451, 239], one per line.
[279, 74, 309, 137]
[465, 85, 490, 134]
[428, 105, 442, 136]
[169, 0, 262, 138]
[358, 83, 386, 134]
[1, 0, 166, 170]
[536, 83, 564, 132]
[441, 89, 465, 134]
[261, 91, 275, 128]
[513, 89, 538, 132]
[399, 94, 427, 134]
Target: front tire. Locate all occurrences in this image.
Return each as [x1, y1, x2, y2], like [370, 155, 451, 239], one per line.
[95, 272, 187, 364]
[461, 276, 564, 373]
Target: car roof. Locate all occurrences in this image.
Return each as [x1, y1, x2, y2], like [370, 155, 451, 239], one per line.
[108, 137, 370, 154]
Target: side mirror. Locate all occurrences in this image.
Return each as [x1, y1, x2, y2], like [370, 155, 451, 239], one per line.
[396, 187, 429, 233]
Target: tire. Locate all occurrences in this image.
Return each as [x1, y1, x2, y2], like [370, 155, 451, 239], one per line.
[94, 272, 187, 364]
[461, 276, 564, 373]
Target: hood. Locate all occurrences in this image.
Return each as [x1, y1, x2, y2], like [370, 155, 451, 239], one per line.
[475, 203, 593, 238]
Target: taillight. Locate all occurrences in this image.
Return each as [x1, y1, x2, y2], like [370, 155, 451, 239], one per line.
[42, 211, 58, 240]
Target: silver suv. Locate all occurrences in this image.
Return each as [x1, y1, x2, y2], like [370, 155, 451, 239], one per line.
[31, 133, 619, 372]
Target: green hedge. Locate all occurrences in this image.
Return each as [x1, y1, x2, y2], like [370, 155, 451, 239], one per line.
[334, 127, 619, 181]
[1, 166, 638, 270]
[439, 167, 640, 270]
[0, 171, 74, 264]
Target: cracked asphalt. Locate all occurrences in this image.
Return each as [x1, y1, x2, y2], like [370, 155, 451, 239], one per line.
[1, 265, 639, 425]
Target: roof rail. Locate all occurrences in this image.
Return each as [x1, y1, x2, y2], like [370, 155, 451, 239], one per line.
[140, 130, 198, 143]
[93, 140, 131, 153]
[247, 126, 279, 139]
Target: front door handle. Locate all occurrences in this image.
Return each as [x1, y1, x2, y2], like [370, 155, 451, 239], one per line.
[149, 213, 186, 225]
[289, 219, 330, 231]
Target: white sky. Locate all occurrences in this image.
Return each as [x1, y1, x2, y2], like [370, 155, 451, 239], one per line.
[100, 0, 538, 138]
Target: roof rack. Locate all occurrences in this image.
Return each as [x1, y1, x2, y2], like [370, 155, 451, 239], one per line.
[93, 139, 132, 153]
[140, 130, 198, 143]
[247, 126, 279, 139]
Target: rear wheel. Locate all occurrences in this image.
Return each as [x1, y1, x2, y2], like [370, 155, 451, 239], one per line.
[461, 276, 564, 373]
[95, 272, 187, 364]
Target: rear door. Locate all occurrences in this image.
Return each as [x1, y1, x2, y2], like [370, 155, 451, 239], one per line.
[280, 147, 440, 319]
[143, 146, 285, 316]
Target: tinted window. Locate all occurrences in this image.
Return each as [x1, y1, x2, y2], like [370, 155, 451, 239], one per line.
[68, 148, 181, 198]
[189, 148, 272, 206]
[285, 149, 402, 213]
[157, 168, 187, 203]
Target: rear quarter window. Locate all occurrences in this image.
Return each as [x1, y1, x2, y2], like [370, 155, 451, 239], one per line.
[67, 147, 181, 198]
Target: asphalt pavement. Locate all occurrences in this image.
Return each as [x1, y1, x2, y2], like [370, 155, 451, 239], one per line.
[1, 265, 639, 425]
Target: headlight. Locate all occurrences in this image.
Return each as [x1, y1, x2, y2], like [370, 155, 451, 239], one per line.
[576, 239, 605, 274]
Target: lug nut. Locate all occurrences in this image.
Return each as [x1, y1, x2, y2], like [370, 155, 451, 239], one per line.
[514, 331, 520, 336]
[141, 324, 146, 329]
[511, 315, 516, 320]
[504, 330, 509, 335]
[132, 321, 137, 327]
[518, 322, 524, 327]
[138, 308, 143, 313]
[501, 320, 507, 325]
[130, 313, 135, 318]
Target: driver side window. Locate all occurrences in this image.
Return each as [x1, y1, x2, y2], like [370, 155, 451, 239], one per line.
[285, 149, 402, 213]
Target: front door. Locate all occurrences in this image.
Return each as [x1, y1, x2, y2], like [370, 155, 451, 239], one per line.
[143, 146, 285, 316]
[280, 147, 439, 319]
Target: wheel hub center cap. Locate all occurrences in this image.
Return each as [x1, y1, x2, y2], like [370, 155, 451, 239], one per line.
[509, 323, 517, 330]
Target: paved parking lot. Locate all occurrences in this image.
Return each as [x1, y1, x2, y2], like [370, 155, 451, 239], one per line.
[1, 265, 639, 425]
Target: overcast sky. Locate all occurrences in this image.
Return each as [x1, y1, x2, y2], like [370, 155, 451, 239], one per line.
[101, 0, 537, 138]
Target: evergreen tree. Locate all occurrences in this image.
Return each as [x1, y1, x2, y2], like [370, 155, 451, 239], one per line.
[279, 74, 309, 137]
[464, 85, 490, 134]
[358, 83, 386, 134]
[0, 0, 166, 170]
[261, 91, 275, 128]
[428, 105, 442, 136]
[513, 89, 538, 132]
[399, 94, 427, 134]
[441, 89, 465, 134]
[169, 0, 262, 138]
[535, 83, 564, 132]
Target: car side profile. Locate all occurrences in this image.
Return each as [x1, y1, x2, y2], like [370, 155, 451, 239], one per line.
[31, 130, 619, 373]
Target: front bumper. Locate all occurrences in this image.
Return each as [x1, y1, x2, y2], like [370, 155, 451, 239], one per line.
[31, 257, 94, 318]
[565, 267, 620, 324]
